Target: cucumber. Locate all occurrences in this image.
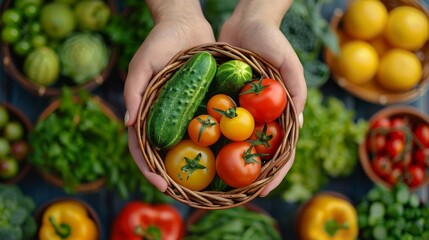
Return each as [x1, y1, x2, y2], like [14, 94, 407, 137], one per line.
[209, 60, 253, 97]
[146, 52, 217, 150]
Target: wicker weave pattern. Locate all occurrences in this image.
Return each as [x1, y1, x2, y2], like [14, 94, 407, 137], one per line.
[136, 42, 299, 209]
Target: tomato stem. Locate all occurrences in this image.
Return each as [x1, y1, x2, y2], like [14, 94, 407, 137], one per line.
[212, 107, 237, 119]
[196, 116, 216, 142]
[179, 153, 206, 180]
[243, 145, 266, 164]
[248, 123, 273, 148]
[239, 77, 268, 95]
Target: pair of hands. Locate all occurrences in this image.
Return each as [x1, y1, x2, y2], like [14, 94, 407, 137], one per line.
[124, 1, 306, 197]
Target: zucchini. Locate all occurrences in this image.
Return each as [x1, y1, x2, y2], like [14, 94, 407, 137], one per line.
[146, 52, 217, 150]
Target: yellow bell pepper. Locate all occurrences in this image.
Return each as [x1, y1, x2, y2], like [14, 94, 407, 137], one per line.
[297, 193, 358, 240]
[39, 200, 98, 240]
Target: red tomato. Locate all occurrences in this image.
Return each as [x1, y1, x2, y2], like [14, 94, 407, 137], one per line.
[216, 141, 262, 188]
[403, 165, 425, 188]
[239, 78, 287, 123]
[394, 151, 412, 169]
[386, 165, 403, 185]
[248, 121, 284, 161]
[370, 117, 390, 129]
[371, 155, 392, 178]
[206, 94, 236, 122]
[413, 148, 429, 167]
[414, 124, 429, 147]
[388, 117, 407, 141]
[187, 115, 221, 147]
[365, 134, 386, 154]
[386, 137, 405, 158]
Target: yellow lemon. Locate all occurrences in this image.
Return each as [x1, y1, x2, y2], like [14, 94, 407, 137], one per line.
[384, 6, 429, 51]
[377, 49, 422, 91]
[337, 41, 379, 84]
[343, 0, 388, 40]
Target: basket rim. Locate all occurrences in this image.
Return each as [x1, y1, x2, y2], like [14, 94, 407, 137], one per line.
[324, 1, 429, 105]
[135, 42, 299, 209]
[358, 105, 429, 191]
[0, 0, 119, 97]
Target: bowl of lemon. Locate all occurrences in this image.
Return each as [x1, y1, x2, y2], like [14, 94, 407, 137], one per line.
[324, 0, 429, 105]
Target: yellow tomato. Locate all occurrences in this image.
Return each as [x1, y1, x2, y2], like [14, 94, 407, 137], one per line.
[165, 140, 216, 191]
[219, 107, 255, 141]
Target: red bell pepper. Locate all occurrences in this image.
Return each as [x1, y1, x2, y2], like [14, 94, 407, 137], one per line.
[110, 201, 184, 240]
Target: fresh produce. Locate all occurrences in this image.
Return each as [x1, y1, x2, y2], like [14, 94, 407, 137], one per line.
[342, 0, 388, 40]
[0, 184, 37, 240]
[384, 6, 429, 51]
[165, 140, 216, 191]
[39, 200, 98, 240]
[74, 0, 110, 31]
[239, 78, 287, 123]
[110, 202, 184, 240]
[58, 33, 109, 84]
[209, 60, 253, 97]
[23, 46, 60, 86]
[40, 2, 75, 39]
[218, 107, 255, 141]
[357, 183, 429, 239]
[216, 141, 261, 188]
[297, 193, 358, 240]
[146, 52, 217, 150]
[0, 105, 30, 181]
[187, 115, 221, 147]
[103, 0, 153, 71]
[206, 94, 236, 122]
[364, 110, 429, 188]
[248, 121, 284, 161]
[333, 2, 427, 92]
[273, 88, 367, 202]
[185, 206, 281, 240]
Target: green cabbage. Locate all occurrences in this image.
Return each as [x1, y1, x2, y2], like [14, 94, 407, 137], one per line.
[58, 32, 109, 84]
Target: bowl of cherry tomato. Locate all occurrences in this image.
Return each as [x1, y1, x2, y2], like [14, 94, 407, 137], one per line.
[359, 106, 429, 190]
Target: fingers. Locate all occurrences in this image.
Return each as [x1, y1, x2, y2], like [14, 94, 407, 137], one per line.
[259, 150, 296, 197]
[128, 127, 168, 192]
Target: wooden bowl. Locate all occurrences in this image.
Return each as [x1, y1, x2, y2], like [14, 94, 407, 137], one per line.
[0, 102, 32, 185]
[34, 197, 101, 240]
[136, 42, 299, 209]
[324, 0, 429, 105]
[34, 95, 119, 193]
[0, 0, 118, 97]
[359, 106, 429, 191]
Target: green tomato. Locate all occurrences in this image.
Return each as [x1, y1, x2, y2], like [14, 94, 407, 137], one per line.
[0, 158, 19, 179]
[29, 22, 42, 34]
[13, 40, 32, 56]
[0, 138, 10, 158]
[1, 26, 21, 43]
[31, 34, 47, 48]
[3, 121, 24, 141]
[0, 106, 9, 128]
[1, 9, 22, 25]
[23, 4, 39, 19]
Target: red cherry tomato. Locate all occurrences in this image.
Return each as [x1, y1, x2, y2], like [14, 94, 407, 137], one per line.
[386, 165, 403, 185]
[413, 148, 429, 168]
[366, 134, 386, 154]
[371, 155, 392, 178]
[370, 117, 390, 130]
[414, 124, 429, 147]
[248, 121, 284, 161]
[386, 137, 405, 158]
[403, 165, 425, 188]
[389, 117, 407, 141]
[239, 78, 287, 123]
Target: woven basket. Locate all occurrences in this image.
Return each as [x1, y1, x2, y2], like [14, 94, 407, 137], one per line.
[0, 0, 118, 97]
[324, 0, 429, 105]
[136, 42, 299, 209]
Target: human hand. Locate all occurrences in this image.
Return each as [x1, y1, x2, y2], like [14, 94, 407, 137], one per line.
[218, 0, 306, 197]
[124, 0, 215, 192]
